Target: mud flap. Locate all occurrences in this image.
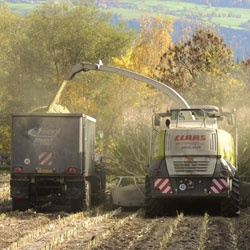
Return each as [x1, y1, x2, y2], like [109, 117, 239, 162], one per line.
[66, 180, 85, 199]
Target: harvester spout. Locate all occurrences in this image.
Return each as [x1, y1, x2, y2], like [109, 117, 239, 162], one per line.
[64, 62, 98, 80]
[64, 61, 190, 109]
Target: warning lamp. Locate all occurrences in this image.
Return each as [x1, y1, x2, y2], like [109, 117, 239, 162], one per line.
[68, 167, 77, 173]
[13, 167, 22, 172]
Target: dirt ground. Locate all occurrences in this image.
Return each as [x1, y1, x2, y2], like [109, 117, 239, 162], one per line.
[1, 176, 250, 250]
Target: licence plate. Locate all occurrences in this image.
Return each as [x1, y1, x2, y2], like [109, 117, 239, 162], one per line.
[36, 168, 54, 173]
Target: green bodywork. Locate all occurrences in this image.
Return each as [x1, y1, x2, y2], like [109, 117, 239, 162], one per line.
[151, 130, 165, 162]
[217, 129, 235, 165]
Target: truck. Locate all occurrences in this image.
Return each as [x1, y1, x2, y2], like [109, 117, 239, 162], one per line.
[145, 105, 240, 217]
[10, 113, 105, 211]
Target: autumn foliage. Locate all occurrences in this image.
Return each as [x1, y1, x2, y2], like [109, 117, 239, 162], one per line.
[1, 1, 250, 175]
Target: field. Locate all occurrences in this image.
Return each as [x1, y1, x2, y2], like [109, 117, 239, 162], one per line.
[6, 0, 250, 30]
[106, 1, 250, 30]
[1, 173, 250, 250]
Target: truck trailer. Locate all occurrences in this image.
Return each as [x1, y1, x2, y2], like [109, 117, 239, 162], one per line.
[10, 113, 105, 211]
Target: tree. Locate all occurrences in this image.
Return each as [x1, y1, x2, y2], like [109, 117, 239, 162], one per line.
[103, 15, 175, 175]
[156, 28, 234, 89]
[114, 15, 173, 77]
[111, 15, 175, 115]
[0, 1, 134, 112]
[0, 1, 134, 152]
[184, 70, 246, 107]
[0, 7, 25, 110]
[26, 1, 133, 81]
[0, 6, 25, 151]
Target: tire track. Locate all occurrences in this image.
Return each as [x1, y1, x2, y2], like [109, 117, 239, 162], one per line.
[204, 216, 238, 250]
[231, 208, 250, 250]
[1, 207, 250, 250]
[0, 176, 249, 250]
[67, 209, 144, 250]
[3, 208, 122, 250]
[84, 212, 184, 250]
[89, 217, 162, 250]
[163, 214, 205, 250]
[0, 210, 64, 249]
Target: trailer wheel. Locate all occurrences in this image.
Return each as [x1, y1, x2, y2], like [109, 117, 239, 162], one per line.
[85, 180, 91, 210]
[145, 176, 164, 218]
[91, 167, 106, 205]
[70, 198, 84, 212]
[12, 198, 31, 211]
[221, 176, 240, 217]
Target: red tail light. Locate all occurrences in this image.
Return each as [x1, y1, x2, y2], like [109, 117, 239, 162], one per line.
[13, 167, 22, 172]
[68, 167, 77, 173]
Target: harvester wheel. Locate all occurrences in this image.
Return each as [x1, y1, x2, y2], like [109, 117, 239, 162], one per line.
[145, 176, 164, 217]
[221, 175, 240, 217]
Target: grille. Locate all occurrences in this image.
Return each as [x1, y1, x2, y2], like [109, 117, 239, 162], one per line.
[173, 160, 209, 173]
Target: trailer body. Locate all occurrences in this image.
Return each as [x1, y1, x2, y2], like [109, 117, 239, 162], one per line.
[10, 113, 105, 211]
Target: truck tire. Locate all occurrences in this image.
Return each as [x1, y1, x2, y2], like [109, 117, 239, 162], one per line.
[99, 170, 106, 203]
[85, 180, 91, 210]
[12, 198, 31, 211]
[70, 198, 84, 212]
[91, 168, 106, 205]
[221, 176, 240, 217]
[145, 176, 164, 218]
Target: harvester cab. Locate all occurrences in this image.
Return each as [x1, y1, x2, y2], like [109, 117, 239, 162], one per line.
[146, 105, 240, 217]
[153, 106, 233, 130]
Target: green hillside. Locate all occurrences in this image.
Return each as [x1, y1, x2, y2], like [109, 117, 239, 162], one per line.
[100, 0, 250, 30]
[5, 0, 250, 59]
[6, 0, 250, 30]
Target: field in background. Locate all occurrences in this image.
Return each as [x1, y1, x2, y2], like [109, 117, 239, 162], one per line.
[7, 0, 250, 30]
[102, 0, 250, 30]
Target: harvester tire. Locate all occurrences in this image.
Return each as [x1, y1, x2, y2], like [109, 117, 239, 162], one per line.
[221, 175, 240, 217]
[145, 176, 164, 218]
